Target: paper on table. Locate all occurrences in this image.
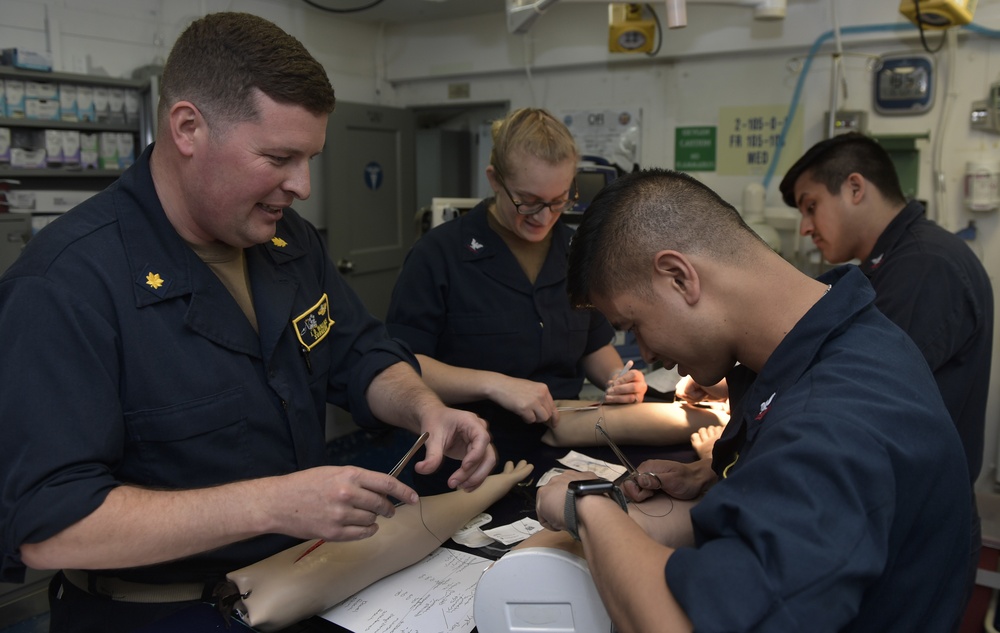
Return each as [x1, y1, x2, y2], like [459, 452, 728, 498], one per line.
[482, 518, 543, 546]
[321, 547, 491, 633]
[557, 450, 628, 481]
[451, 513, 495, 548]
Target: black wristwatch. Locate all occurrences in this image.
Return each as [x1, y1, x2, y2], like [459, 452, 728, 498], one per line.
[563, 478, 629, 541]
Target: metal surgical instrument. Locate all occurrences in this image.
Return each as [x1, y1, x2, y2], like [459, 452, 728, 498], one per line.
[294, 431, 429, 564]
[601, 360, 633, 404]
[595, 422, 642, 487]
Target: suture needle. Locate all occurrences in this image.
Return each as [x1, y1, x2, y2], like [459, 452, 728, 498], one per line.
[601, 360, 633, 404]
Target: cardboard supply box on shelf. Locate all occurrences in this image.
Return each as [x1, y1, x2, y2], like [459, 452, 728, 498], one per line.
[3, 189, 96, 213]
[59, 84, 78, 122]
[62, 130, 80, 166]
[3, 79, 26, 118]
[0, 127, 9, 163]
[23, 81, 60, 121]
[76, 85, 95, 122]
[79, 132, 99, 169]
[10, 129, 46, 169]
[43, 130, 62, 166]
[98, 132, 118, 170]
[1, 48, 53, 72]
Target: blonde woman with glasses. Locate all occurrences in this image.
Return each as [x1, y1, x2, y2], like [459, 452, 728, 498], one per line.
[387, 108, 651, 493]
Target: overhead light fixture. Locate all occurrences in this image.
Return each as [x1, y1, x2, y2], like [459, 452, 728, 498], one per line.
[506, 0, 786, 35]
[664, 0, 787, 28]
[506, 0, 559, 34]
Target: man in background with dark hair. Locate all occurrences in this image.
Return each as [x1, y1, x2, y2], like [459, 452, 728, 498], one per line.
[779, 132, 993, 622]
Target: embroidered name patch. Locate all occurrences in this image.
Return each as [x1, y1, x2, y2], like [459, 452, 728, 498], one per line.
[293, 293, 334, 351]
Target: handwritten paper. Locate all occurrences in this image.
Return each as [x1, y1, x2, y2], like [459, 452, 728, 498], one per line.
[320, 548, 491, 633]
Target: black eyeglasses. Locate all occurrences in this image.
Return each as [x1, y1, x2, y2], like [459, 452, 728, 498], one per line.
[494, 170, 579, 216]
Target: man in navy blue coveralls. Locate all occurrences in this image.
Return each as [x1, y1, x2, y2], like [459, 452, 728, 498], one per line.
[534, 168, 971, 632]
[0, 13, 494, 633]
[780, 132, 993, 621]
[671, 132, 991, 625]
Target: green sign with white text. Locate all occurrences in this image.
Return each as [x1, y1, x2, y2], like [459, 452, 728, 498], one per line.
[675, 126, 716, 171]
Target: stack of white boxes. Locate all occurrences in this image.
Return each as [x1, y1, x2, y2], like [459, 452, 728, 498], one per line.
[0, 77, 138, 171]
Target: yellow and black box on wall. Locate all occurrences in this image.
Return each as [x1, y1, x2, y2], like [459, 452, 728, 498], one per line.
[898, 0, 976, 29]
[608, 4, 656, 54]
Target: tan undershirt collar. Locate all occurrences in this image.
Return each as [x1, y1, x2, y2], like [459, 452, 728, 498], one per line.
[486, 203, 553, 285]
[187, 241, 259, 333]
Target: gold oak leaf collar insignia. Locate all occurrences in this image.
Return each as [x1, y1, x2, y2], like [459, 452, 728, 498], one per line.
[135, 265, 171, 298]
[145, 272, 165, 289]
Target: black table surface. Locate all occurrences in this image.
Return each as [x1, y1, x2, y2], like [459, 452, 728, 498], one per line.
[277, 437, 698, 633]
[138, 407, 698, 633]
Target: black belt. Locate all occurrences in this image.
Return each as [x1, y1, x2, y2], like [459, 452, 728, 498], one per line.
[61, 569, 218, 604]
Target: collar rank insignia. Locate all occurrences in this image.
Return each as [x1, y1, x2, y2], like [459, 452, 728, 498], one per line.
[271, 236, 288, 248]
[136, 268, 171, 297]
[754, 392, 776, 421]
[293, 293, 334, 351]
[466, 237, 484, 253]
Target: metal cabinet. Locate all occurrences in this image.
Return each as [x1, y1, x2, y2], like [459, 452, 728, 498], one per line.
[0, 214, 30, 275]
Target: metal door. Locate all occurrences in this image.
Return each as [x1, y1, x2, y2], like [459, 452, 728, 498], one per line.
[324, 101, 415, 321]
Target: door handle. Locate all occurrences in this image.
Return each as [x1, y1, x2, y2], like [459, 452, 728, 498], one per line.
[336, 258, 354, 274]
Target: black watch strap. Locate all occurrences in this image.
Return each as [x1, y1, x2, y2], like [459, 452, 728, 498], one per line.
[564, 479, 629, 541]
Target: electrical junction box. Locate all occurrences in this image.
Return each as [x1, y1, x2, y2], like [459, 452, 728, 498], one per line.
[970, 82, 1000, 134]
[608, 4, 655, 54]
[826, 110, 869, 136]
[899, 0, 977, 29]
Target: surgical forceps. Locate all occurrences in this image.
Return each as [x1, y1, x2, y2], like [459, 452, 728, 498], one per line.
[595, 422, 662, 491]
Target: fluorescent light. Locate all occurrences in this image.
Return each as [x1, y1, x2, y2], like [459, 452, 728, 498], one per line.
[506, 0, 559, 34]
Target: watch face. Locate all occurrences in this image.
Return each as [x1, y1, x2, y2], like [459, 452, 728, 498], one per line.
[570, 478, 616, 495]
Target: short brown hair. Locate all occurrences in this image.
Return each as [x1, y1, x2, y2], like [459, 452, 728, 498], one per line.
[158, 12, 335, 130]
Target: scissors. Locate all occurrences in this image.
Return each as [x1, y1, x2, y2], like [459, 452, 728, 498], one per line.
[595, 423, 642, 487]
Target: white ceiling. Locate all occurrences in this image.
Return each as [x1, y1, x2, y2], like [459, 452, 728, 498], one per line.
[295, 0, 506, 24]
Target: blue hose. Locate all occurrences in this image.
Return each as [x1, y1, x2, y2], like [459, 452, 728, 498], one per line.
[763, 20, 1000, 190]
[761, 22, 913, 191]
